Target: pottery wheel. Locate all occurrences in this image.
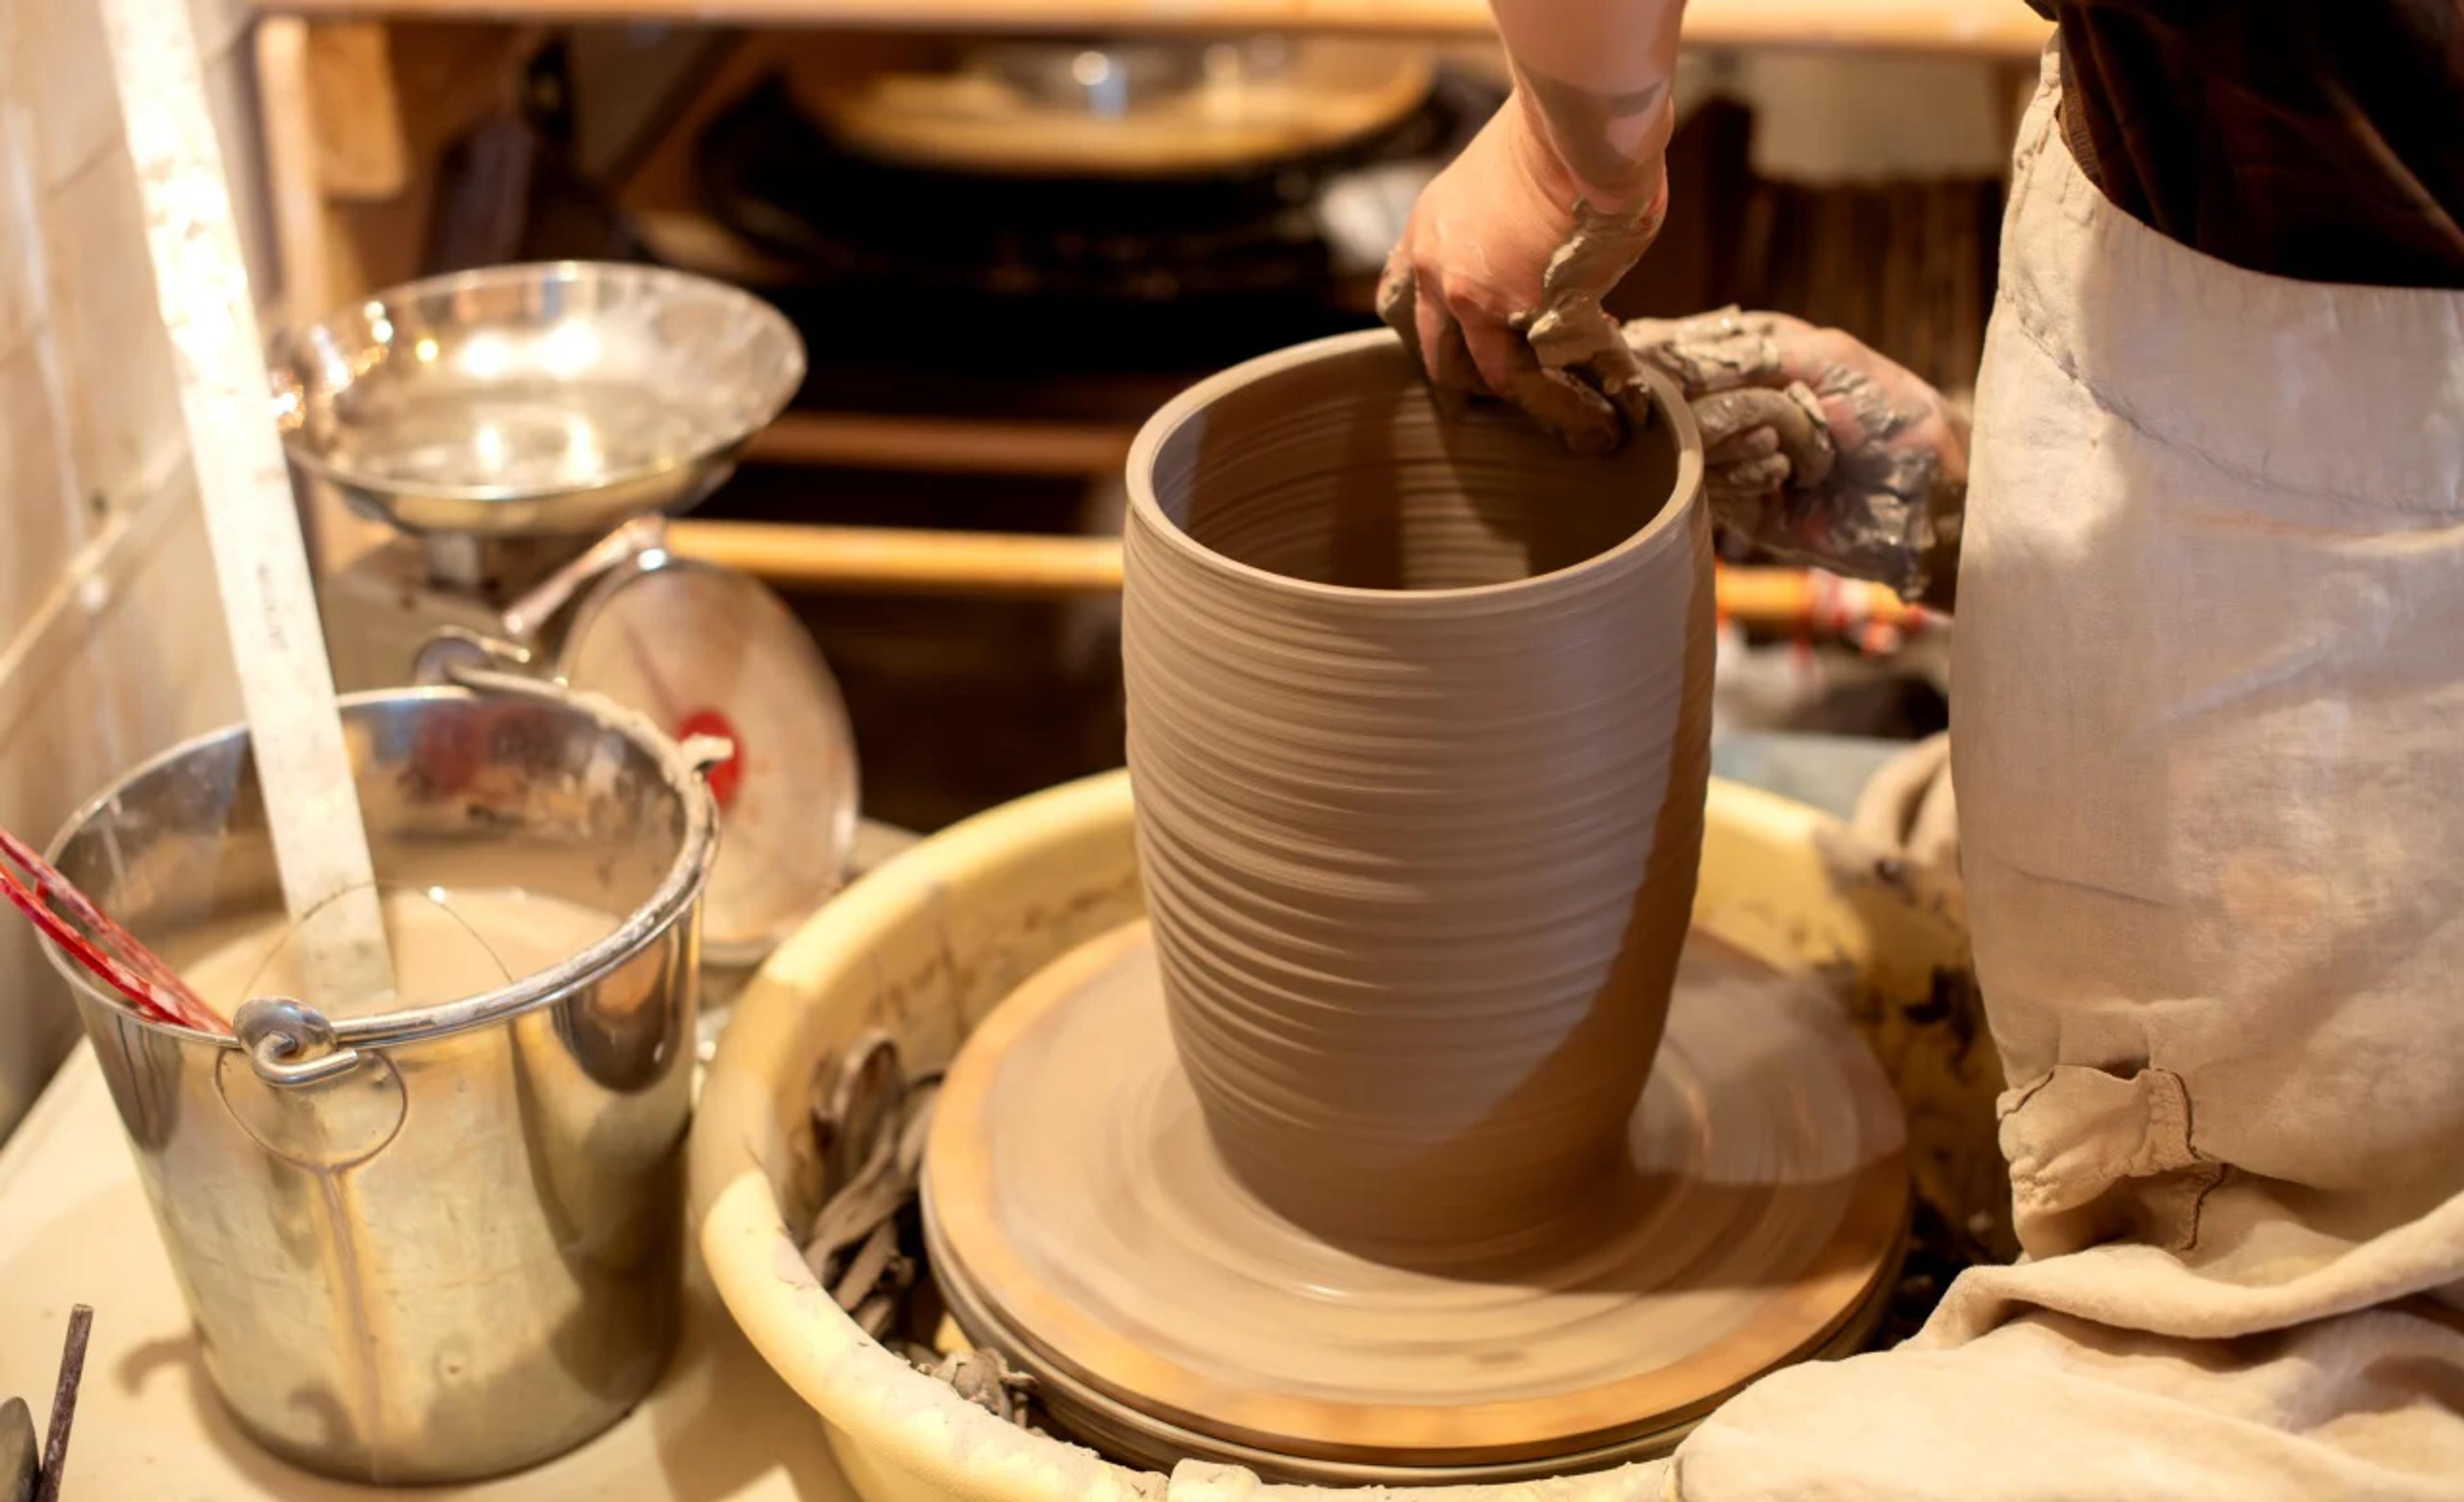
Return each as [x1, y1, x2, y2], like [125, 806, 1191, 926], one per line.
[925, 919, 1908, 1477]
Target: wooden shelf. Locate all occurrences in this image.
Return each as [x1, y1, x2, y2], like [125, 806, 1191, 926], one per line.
[253, 0, 2051, 59]
[748, 410, 1135, 478]
[668, 518, 1127, 597]
[666, 517, 1937, 633]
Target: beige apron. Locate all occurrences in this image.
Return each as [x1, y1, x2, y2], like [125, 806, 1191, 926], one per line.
[1670, 50, 2464, 1499]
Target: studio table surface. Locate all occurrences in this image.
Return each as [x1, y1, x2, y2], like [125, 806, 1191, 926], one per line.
[0, 1045, 858, 1501]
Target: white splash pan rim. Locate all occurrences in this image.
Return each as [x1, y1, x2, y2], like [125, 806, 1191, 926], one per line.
[693, 767, 1971, 1502]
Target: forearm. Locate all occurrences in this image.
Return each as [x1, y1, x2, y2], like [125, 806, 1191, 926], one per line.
[1487, 0, 1688, 210]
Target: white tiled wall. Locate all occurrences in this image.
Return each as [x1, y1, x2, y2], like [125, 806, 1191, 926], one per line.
[0, 0, 258, 1139]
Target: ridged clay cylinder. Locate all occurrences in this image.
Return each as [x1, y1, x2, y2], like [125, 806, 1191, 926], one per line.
[1124, 329, 1713, 1249]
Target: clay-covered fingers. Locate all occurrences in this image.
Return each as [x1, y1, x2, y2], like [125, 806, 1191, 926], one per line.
[1718, 454, 1792, 490]
[1621, 307, 1820, 395]
[1551, 338, 1656, 446]
[1374, 253, 1426, 368]
[1700, 411, 1791, 508]
[1621, 305, 1774, 354]
[1498, 368, 1625, 456]
[1707, 452, 1792, 506]
[1377, 254, 1484, 397]
[1380, 246, 1629, 454]
[1707, 424, 1781, 465]
[1690, 384, 1786, 448]
[1694, 383, 1835, 490]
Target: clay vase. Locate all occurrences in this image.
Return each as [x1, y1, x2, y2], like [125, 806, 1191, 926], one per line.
[1122, 329, 1713, 1250]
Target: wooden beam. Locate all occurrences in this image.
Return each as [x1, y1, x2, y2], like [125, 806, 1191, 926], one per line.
[666, 519, 1127, 597]
[747, 411, 1136, 478]
[667, 517, 1940, 633]
[255, 17, 332, 325]
[252, 1, 2053, 60]
[305, 21, 411, 200]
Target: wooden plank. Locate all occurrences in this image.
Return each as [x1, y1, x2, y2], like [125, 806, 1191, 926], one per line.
[669, 518, 1935, 633]
[747, 411, 1137, 478]
[255, 17, 332, 323]
[665, 519, 1127, 597]
[256, 18, 400, 576]
[252, 0, 2054, 60]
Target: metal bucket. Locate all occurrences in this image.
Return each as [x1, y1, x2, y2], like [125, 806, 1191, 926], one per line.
[39, 679, 720, 1484]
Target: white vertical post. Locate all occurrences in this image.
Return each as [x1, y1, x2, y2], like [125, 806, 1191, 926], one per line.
[98, 0, 395, 1009]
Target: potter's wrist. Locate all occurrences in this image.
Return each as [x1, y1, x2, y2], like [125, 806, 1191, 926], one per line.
[1490, 0, 1685, 210]
[1506, 86, 1668, 219]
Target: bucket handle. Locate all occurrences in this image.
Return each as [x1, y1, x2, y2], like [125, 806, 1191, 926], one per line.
[234, 997, 362, 1087]
[416, 645, 739, 786]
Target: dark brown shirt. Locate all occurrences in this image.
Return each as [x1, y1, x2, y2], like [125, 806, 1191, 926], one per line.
[2032, 1, 2464, 288]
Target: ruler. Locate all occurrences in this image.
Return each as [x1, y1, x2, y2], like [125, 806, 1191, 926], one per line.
[98, 0, 397, 1010]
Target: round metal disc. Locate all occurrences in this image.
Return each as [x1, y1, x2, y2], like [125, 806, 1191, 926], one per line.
[560, 558, 857, 965]
[926, 919, 1907, 1476]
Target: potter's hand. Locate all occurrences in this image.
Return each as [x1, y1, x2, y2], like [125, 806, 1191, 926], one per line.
[1378, 0, 1684, 455]
[1623, 308, 1967, 607]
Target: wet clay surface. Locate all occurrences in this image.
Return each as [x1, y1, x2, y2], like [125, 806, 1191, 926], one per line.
[925, 919, 1907, 1466]
[1123, 332, 1713, 1248]
[164, 886, 622, 1015]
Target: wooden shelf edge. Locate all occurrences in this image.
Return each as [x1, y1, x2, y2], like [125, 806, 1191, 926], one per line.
[667, 518, 1128, 597]
[747, 411, 1136, 478]
[253, 1, 2051, 60]
[669, 517, 1939, 633]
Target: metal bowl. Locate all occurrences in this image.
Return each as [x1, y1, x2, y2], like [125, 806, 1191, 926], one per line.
[270, 262, 805, 537]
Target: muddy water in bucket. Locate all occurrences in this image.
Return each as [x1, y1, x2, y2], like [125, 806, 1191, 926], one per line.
[41, 681, 717, 1484]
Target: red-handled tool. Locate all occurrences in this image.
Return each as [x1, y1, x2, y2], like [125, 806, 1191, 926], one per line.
[0, 829, 227, 1034]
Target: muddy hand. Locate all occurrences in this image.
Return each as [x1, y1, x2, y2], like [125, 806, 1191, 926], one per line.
[1623, 307, 1968, 604]
[1522, 200, 1671, 450]
[1380, 231, 1623, 456]
[1376, 64, 1675, 459]
[1381, 201, 1670, 456]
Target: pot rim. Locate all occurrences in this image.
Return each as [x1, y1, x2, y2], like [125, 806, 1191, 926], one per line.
[38, 679, 719, 1052]
[1125, 327, 1705, 606]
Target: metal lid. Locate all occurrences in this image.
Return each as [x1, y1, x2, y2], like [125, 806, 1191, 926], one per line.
[558, 557, 858, 967]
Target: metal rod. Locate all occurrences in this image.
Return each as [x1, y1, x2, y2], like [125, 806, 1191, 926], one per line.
[32, 1306, 90, 1502]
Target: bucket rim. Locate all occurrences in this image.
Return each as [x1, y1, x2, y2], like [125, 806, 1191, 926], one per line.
[38, 679, 719, 1052]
